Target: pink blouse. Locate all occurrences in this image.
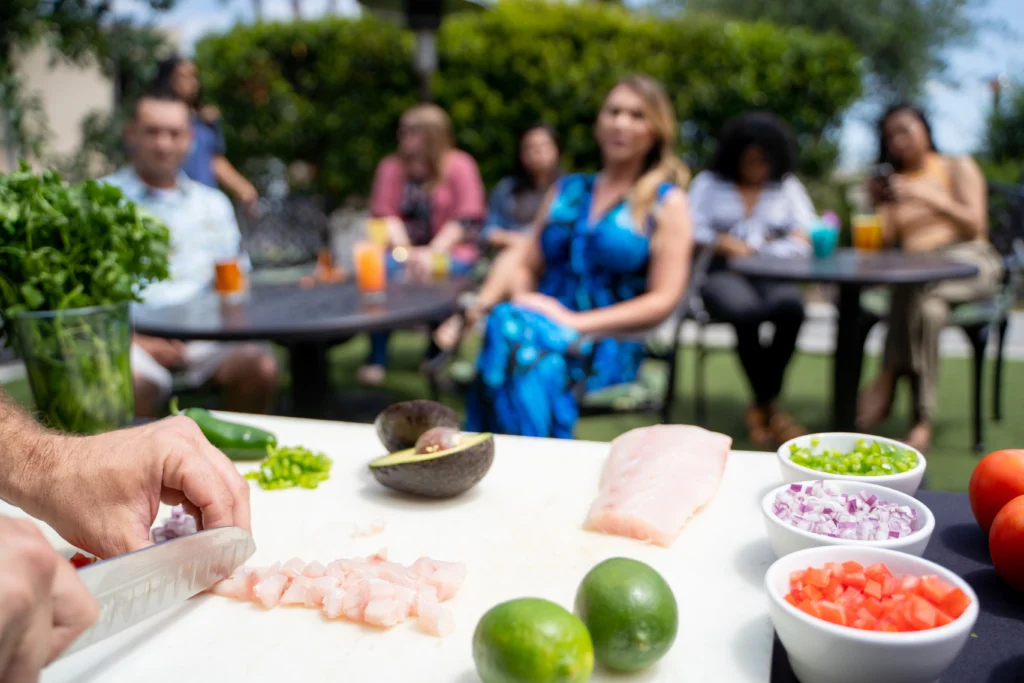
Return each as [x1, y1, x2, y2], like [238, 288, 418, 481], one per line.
[369, 149, 486, 242]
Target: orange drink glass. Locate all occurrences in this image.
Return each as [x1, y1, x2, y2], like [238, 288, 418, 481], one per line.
[215, 258, 247, 300]
[851, 214, 884, 251]
[353, 241, 386, 295]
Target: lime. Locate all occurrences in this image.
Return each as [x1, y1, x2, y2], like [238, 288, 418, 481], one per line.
[574, 557, 678, 672]
[473, 597, 594, 683]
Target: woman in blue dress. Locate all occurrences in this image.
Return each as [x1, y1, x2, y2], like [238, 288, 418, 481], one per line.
[435, 75, 694, 438]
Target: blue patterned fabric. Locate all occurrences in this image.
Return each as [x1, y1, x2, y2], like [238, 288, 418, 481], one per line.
[465, 173, 674, 438]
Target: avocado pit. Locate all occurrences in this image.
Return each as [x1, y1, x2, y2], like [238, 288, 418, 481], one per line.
[374, 400, 460, 453]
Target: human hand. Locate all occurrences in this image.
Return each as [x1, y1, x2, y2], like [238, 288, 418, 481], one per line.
[236, 181, 259, 212]
[405, 247, 434, 282]
[867, 175, 894, 205]
[513, 292, 578, 328]
[719, 234, 754, 258]
[0, 518, 98, 678]
[134, 335, 185, 369]
[487, 229, 524, 249]
[889, 175, 946, 209]
[19, 417, 251, 560]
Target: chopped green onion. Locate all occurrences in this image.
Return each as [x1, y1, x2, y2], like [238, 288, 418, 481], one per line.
[788, 439, 918, 476]
[245, 445, 333, 490]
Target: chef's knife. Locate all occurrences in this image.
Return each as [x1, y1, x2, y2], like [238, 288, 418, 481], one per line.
[57, 526, 255, 660]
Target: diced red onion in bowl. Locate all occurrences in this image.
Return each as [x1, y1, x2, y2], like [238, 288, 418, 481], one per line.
[773, 480, 917, 541]
[151, 505, 197, 543]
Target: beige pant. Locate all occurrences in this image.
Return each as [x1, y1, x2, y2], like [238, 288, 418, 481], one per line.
[883, 240, 1004, 421]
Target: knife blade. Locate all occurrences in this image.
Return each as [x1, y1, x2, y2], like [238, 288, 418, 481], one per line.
[57, 526, 256, 660]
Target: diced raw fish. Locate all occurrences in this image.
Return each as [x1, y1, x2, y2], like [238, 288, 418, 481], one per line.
[211, 551, 465, 636]
[418, 602, 455, 638]
[392, 585, 417, 618]
[325, 560, 349, 580]
[339, 581, 370, 622]
[282, 558, 306, 575]
[254, 573, 291, 609]
[583, 424, 731, 547]
[368, 579, 396, 600]
[209, 571, 249, 599]
[372, 562, 419, 589]
[368, 549, 388, 563]
[412, 558, 467, 601]
[280, 576, 311, 605]
[412, 586, 438, 617]
[353, 519, 387, 538]
[254, 563, 282, 580]
[302, 561, 327, 579]
[364, 598, 405, 628]
[322, 586, 347, 619]
[305, 577, 339, 608]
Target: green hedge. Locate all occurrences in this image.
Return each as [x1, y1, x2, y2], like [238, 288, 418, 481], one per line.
[195, 0, 862, 205]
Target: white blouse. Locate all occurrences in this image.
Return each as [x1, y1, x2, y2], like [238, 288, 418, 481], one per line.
[688, 170, 816, 258]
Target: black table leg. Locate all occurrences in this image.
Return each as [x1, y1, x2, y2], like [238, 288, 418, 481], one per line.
[286, 342, 331, 419]
[832, 284, 866, 430]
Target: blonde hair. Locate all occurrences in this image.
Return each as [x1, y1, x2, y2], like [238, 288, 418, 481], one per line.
[398, 103, 454, 189]
[605, 74, 690, 226]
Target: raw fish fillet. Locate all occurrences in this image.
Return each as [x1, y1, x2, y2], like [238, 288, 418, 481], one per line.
[210, 550, 466, 637]
[583, 424, 731, 546]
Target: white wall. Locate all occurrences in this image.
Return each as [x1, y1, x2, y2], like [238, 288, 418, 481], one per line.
[0, 45, 113, 173]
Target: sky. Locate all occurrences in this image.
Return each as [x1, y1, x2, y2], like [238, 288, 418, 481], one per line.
[114, 0, 1024, 171]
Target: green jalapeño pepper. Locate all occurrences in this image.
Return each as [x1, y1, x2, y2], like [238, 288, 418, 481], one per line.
[169, 397, 277, 461]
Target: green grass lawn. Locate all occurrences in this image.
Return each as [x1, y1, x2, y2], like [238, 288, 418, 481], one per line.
[3, 331, 1020, 493]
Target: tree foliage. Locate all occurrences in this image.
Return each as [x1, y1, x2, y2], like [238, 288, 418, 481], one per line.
[0, 0, 175, 166]
[195, 0, 862, 204]
[982, 82, 1024, 182]
[672, 0, 986, 103]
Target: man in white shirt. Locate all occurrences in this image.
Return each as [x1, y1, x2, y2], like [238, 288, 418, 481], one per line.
[101, 89, 279, 417]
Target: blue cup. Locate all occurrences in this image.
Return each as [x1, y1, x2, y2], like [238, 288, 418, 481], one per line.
[810, 226, 839, 259]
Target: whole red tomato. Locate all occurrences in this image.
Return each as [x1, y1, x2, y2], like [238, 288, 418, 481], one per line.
[990, 495, 1024, 593]
[969, 449, 1024, 535]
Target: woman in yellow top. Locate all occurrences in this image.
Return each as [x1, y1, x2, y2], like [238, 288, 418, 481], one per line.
[857, 104, 1004, 452]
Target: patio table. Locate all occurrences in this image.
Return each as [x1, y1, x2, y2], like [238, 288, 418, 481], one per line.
[0, 415, 1013, 681]
[132, 279, 469, 419]
[729, 248, 979, 430]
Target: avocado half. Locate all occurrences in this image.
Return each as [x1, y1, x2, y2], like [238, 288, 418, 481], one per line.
[374, 400, 461, 453]
[368, 432, 495, 498]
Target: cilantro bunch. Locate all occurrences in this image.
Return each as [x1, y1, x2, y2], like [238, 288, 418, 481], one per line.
[0, 161, 171, 323]
[0, 162, 172, 433]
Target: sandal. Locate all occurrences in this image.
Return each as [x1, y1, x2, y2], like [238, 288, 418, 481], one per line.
[744, 405, 774, 448]
[903, 422, 932, 454]
[768, 408, 807, 444]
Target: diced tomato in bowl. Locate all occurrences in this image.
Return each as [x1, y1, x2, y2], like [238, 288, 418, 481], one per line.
[766, 547, 979, 683]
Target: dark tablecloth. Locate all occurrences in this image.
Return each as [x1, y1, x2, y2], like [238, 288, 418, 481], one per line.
[771, 490, 1024, 683]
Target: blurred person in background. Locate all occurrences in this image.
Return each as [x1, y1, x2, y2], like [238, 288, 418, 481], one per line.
[482, 123, 563, 252]
[359, 103, 486, 386]
[856, 103, 1003, 453]
[688, 112, 816, 447]
[153, 56, 259, 212]
[434, 74, 693, 438]
[101, 89, 279, 417]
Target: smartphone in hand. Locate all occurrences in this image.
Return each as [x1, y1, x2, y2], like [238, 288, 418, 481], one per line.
[869, 163, 895, 202]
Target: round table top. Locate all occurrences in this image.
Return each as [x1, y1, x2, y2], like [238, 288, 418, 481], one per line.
[132, 278, 470, 343]
[729, 248, 980, 286]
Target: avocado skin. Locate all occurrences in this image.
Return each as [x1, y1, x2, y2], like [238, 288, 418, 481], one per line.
[374, 400, 461, 453]
[369, 436, 495, 498]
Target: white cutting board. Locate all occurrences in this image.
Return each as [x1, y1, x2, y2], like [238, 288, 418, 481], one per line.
[16, 414, 783, 683]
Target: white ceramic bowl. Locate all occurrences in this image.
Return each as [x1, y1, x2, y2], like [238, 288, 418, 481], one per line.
[762, 479, 935, 559]
[766, 546, 979, 683]
[777, 433, 926, 496]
